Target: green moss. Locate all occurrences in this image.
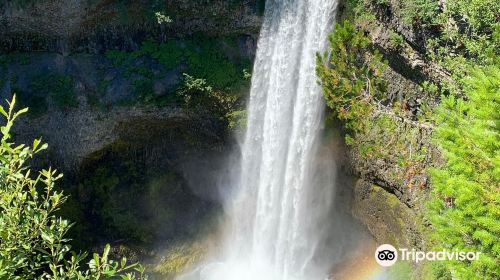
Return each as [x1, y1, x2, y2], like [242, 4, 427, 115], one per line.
[386, 191, 401, 209]
[105, 36, 251, 91]
[104, 36, 249, 118]
[105, 50, 134, 65]
[150, 41, 184, 69]
[29, 73, 78, 109]
[132, 78, 155, 103]
[153, 242, 208, 279]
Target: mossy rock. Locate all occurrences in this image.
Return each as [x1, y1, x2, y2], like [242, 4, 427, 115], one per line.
[352, 179, 424, 249]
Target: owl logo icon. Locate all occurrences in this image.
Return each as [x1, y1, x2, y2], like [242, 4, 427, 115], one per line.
[375, 244, 398, 266]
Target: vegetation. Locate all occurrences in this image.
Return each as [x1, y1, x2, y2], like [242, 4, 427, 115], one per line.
[177, 73, 245, 129]
[388, 261, 413, 279]
[388, 30, 405, 50]
[152, 242, 208, 279]
[58, 133, 218, 252]
[427, 0, 499, 67]
[9, 72, 78, 118]
[0, 96, 147, 279]
[29, 73, 78, 109]
[317, 20, 429, 188]
[0, 53, 79, 116]
[428, 67, 499, 279]
[400, 0, 440, 25]
[319, 1, 499, 279]
[104, 36, 249, 128]
[316, 20, 387, 134]
[105, 36, 251, 91]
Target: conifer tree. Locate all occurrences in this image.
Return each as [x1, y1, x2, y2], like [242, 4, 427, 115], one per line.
[429, 66, 500, 279]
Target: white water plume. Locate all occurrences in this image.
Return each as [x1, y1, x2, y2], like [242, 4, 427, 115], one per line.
[179, 0, 345, 279]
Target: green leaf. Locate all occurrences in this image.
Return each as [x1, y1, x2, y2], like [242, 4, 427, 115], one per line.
[0, 106, 7, 117]
[41, 231, 54, 244]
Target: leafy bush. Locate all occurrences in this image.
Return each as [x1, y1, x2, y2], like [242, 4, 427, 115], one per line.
[0, 96, 147, 279]
[401, 0, 440, 25]
[388, 30, 405, 50]
[441, 0, 500, 64]
[178, 73, 243, 129]
[428, 66, 500, 279]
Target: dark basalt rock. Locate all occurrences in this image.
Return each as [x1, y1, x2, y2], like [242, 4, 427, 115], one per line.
[0, 0, 264, 53]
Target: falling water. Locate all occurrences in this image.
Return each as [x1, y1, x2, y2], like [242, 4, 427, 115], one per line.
[180, 0, 341, 279]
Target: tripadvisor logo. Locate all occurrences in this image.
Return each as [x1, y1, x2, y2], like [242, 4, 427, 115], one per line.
[375, 244, 481, 267]
[375, 244, 397, 267]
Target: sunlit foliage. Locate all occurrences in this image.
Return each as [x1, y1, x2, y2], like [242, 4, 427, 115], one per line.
[428, 67, 500, 279]
[0, 96, 147, 279]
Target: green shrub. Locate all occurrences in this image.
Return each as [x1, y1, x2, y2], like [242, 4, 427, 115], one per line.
[388, 30, 405, 50]
[132, 78, 156, 103]
[0, 96, 147, 279]
[428, 66, 500, 279]
[401, 0, 440, 25]
[104, 36, 249, 110]
[316, 20, 387, 134]
[442, 0, 499, 64]
[178, 73, 243, 129]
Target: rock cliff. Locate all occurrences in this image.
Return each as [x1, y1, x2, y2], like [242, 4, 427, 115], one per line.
[2, 0, 438, 265]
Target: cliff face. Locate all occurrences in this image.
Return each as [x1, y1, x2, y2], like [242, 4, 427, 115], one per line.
[336, 0, 447, 254]
[2, 0, 436, 261]
[1, 0, 259, 170]
[0, 0, 263, 53]
[0, 0, 260, 255]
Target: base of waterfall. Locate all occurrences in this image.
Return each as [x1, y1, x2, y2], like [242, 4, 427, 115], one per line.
[176, 237, 388, 280]
[177, 260, 308, 280]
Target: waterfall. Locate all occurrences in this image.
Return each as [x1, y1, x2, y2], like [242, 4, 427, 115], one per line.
[180, 0, 340, 279]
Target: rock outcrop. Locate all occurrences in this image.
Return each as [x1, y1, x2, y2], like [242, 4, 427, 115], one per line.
[0, 0, 263, 53]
